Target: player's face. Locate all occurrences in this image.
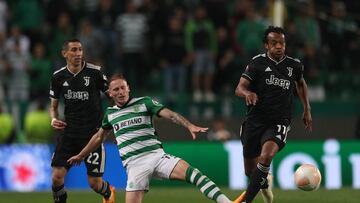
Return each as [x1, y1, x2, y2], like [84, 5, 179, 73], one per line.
[265, 32, 286, 61]
[109, 79, 130, 106]
[62, 42, 83, 66]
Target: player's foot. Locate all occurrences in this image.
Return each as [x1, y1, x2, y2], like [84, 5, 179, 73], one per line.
[233, 191, 246, 203]
[103, 185, 115, 203]
[261, 173, 273, 203]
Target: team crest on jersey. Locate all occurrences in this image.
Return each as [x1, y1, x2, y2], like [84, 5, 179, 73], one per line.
[287, 67, 293, 77]
[84, 76, 90, 86]
[152, 99, 161, 106]
[134, 105, 140, 112]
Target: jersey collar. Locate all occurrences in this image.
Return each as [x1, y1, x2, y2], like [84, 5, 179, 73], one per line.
[116, 96, 132, 109]
[66, 61, 86, 76]
[266, 52, 286, 65]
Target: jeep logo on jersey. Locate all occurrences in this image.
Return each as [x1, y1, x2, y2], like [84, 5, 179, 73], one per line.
[287, 67, 293, 77]
[266, 75, 290, 90]
[64, 90, 89, 100]
[84, 76, 90, 86]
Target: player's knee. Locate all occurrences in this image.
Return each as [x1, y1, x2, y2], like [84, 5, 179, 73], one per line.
[52, 173, 64, 185]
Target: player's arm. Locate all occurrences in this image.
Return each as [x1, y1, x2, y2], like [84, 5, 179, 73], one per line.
[49, 98, 67, 130]
[295, 78, 312, 132]
[158, 108, 208, 140]
[235, 77, 258, 106]
[67, 128, 110, 165]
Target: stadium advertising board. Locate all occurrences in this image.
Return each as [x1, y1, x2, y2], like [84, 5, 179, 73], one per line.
[0, 139, 359, 191]
[225, 139, 360, 189]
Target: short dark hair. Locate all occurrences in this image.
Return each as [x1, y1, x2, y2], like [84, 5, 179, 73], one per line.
[62, 39, 81, 51]
[109, 73, 127, 83]
[263, 26, 286, 43]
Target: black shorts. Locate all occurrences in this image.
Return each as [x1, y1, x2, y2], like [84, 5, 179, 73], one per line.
[240, 118, 290, 158]
[51, 134, 106, 177]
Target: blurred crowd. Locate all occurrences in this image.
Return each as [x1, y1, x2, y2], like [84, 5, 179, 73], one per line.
[0, 0, 359, 143]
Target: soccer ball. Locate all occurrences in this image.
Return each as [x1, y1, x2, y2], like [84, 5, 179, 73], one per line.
[294, 164, 321, 191]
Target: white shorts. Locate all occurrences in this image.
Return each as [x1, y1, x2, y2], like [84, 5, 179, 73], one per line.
[125, 149, 181, 191]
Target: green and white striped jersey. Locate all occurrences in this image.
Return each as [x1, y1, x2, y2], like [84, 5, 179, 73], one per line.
[102, 96, 164, 165]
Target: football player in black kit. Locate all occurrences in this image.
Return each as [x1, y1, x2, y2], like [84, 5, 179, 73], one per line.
[49, 39, 115, 203]
[233, 26, 312, 203]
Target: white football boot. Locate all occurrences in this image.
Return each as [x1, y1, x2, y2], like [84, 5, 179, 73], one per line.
[260, 173, 273, 203]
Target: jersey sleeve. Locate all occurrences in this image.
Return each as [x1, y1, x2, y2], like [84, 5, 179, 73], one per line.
[101, 109, 113, 130]
[49, 75, 60, 99]
[241, 62, 257, 81]
[297, 64, 304, 81]
[294, 61, 304, 82]
[143, 97, 164, 116]
[97, 69, 108, 93]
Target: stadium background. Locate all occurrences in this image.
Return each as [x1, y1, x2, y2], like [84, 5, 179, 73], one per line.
[0, 0, 360, 202]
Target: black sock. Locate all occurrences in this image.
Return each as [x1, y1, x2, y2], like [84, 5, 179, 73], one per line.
[245, 163, 270, 202]
[52, 184, 67, 203]
[95, 181, 111, 199]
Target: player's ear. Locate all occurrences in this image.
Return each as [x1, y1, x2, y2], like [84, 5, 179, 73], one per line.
[61, 50, 66, 57]
[264, 43, 269, 50]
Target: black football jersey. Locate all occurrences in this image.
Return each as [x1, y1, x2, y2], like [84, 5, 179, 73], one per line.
[49, 62, 108, 137]
[241, 53, 304, 121]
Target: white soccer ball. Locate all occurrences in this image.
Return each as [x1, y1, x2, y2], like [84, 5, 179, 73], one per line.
[294, 164, 321, 191]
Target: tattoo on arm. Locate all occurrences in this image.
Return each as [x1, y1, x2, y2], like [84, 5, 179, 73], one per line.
[170, 112, 191, 128]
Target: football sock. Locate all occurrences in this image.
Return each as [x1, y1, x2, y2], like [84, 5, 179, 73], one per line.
[245, 163, 270, 202]
[94, 180, 111, 199]
[246, 172, 269, 190]
[185, 166, 231, 203]
[52, 184, 67, 203]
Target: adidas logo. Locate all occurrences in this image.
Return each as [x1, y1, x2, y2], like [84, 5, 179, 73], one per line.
[92, 168, 99, 173]
[63, 81, 69, 86]
[265, 67, 272, 72]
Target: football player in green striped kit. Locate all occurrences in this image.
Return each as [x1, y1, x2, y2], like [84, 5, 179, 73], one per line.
[68, 74, 243, 203]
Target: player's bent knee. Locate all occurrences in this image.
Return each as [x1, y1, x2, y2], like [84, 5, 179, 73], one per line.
[52, 174, 64, 185]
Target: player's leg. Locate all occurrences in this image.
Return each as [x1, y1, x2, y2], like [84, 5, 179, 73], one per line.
[125, 191, 145, 203]
[244, 157, 259, 177]
[124, 153, 156, 203]
[87, 176, 115, 203]
[51, 136, 71, 203]
[169, 159, 232, 203]
[260, 172, 273, 203]
[85, 144, 115, 203]
[244, 140, 278, 203]
[52, 166, 68, 203]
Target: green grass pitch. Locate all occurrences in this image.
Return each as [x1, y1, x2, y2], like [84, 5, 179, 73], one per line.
[1, 187, 359, 203]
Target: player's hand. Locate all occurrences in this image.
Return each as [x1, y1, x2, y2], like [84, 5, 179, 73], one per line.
[188, 125, 208, 140]
[51, 118, 67, 130]
[245, 92, 258, 106]
[67, 155, 84, 166]
[303, 110, 312, 132]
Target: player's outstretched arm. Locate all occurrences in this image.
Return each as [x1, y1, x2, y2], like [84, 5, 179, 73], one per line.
[158, 108, 208, 140]
[295, 78, 312, 132]
[67, 128, 109, 165]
